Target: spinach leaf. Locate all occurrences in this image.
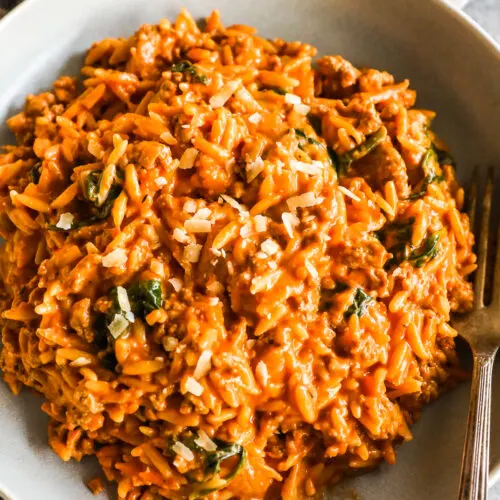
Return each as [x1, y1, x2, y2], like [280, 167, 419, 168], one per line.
[188, 440, 246, 499]
[29, 161, 42, 184]
[294, 128, 321, 146]
[308, 114, 323, 137]
[384, 242, 410, 270]
[84, 170, 100, 204]
[336, 126, 387, 175]
[265, 86, 287, 95]
[345, 288, 373, 318]
[171, 60, 208, 84]
[49, 172, 122, 231]
[377, 218, 415, 244]
[128, 279, 163, 317]
[408, 232, 440, 268]
[327, 146, 340, 174]
[407, 149, 444, 200]
[432, 143, 456, 167]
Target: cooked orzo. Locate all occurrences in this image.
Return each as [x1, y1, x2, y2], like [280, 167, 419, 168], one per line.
[0, 8, 475, 499]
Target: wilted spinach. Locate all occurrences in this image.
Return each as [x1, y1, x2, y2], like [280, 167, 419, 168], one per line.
[171, 60, 208, 84]
[128, 279, 163, 317]
[432, 143, 455, 168]
[265, 86, 287, 95]
[408, 232, 440, 268]
[49, 171, 122, 231]
[187, 440, 246, 499]
[29, 161, 42, 184]
[334, 126, 387, 176]
[294, 128, 321, 146]
[345, 288, 374, 318]
[407, 149, 444, 200]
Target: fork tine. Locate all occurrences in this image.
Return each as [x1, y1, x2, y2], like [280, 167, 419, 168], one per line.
[468, 166, 478, 230]
[474, 167, 494, 308]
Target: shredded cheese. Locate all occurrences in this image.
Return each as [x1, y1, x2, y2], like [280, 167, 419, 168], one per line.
[194, 350, 213, 379]
[56, 213, 74, 230]
[108, 314, 129, 339]
[102, 248, 128, 268]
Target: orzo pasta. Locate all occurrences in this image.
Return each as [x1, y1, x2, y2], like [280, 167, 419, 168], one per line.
[0, 8, 475, 499]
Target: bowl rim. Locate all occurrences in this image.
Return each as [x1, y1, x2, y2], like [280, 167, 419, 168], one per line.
[1, 0, 500, 494]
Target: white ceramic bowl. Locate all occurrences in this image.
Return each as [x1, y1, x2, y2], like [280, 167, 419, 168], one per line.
[1, 0, 500, 499]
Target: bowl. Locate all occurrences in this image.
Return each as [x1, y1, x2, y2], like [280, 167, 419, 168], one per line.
[1, 0, 500, 498]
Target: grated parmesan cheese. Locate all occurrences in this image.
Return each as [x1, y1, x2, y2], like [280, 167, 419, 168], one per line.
[294, 103, 311, 115]
[255, 360, 269, 386]
[337, 185, 361, 202]
[172, 441, 195, 461]
[305, 258, 319, 280]
[206, 281, 224, 294]
[108, 314, 129, 339]
[184, 243, 203, 263]
[116, 286, 131, 312]
[194, 350, 213, 379]
[290, 159, 324, 176]
[155, 177, 168, 188]
[285, 93, 301, 105]
[240, 222, 253, 238]
[250, 270, 281, 295]
[261, 238, 280, 256]
[287, 192, 321, 211]
[220, 194, 247, 214]
[209, 80, 240, 109]
[193, 207, 212, 220]
[254, 214, 267, 233]
[179, 147, 199, 170]
[185, 376, 204, 396]
[168, 277, 182, 292]
[56, 213, 74, 230]
[125, 311, 135, 323]
[70, 357, 91, 368]
[162, 336, 179, 352]
[102, 248, 128, 268]
[248, 112, 262, 124]
[246, 157, 265, 183]
[183, 200, 197, 213]
[194, 430, 217, 452]
[173, 227, 190, 244]
[281, 212, 300, 237]
[185, 219, 212, 233]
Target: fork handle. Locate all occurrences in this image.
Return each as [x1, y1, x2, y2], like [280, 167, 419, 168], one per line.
[458, 349, 498, 500]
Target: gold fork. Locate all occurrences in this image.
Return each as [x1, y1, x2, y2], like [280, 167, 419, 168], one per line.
[454, 167, 500, 500]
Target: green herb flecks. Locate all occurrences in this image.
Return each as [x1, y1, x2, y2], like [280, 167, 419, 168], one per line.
[294, 128, 321, 146]
[265, 86, 287, 95]
[48, 171, 122, 231]
[407, 148, 444, 200]
[327, 146, 340, 173]
[336, 126, 387, 176]
[345, 288, 374, 318]
[29, 161, 42, 184]
[171, 60, 208, 84]
[128, 279, 163, 317]
[432, 143, 456, 168]
[408, 232, 440, 268]
[376, 218, 415, 245]
[188, 440, 246, 499]
[308, 114, 323, 137]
